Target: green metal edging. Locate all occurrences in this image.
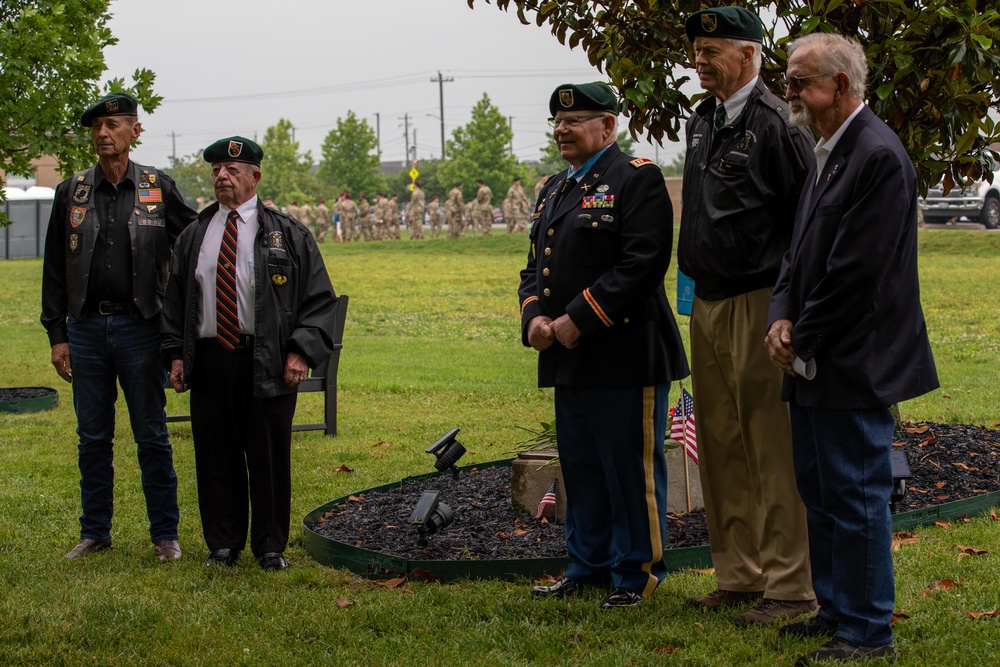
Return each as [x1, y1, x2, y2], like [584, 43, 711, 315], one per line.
[0, 387, 59, 414]
[302, 459, 1000, 583]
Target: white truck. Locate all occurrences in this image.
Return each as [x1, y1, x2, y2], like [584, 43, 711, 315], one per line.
[919, 167, 1000, 229]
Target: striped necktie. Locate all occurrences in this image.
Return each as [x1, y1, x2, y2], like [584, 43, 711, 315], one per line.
[216, 209, 240, 350]
[714, 103, 727, 131]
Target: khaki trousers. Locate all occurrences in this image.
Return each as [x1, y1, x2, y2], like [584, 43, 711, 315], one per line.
[690, 288, 813, 600]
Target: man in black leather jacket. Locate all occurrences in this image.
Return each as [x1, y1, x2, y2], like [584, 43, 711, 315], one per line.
[161, 136, 337, 571]
[41, 92, 196, 562]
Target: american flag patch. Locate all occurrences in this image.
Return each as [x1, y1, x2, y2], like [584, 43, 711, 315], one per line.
[138, 188, 163, 203]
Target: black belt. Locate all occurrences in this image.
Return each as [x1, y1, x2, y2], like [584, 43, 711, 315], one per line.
[199, 334, 254, 349]
[97, 301, 129, 315]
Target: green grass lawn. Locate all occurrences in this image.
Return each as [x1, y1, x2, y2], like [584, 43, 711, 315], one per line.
[1, 230, 998, 666]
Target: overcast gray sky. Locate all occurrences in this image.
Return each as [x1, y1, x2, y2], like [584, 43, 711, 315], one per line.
[104, 0, 687, 170]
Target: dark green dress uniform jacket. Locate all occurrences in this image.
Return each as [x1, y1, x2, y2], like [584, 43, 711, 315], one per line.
[518, 143, 690, 388]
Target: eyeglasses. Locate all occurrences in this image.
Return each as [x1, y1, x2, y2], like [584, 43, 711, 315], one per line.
[547, 114, 606, 129]
[783, 74, 827, 93]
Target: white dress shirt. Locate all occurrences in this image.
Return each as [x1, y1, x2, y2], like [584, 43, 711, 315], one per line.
[814, 102, 864, 184]
[196, 196, 259, 337]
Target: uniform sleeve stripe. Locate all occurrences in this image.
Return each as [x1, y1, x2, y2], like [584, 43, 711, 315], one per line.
[520, 295, 539, 316]
[583, 288, 613, 327]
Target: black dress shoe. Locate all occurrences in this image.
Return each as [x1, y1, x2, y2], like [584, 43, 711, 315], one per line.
[204, 548, 240, 567]
[531, 576, 582, 599]
[257, 552, 289, 571]
[601, 587, 643, 609]
[64, 538, 112, 559]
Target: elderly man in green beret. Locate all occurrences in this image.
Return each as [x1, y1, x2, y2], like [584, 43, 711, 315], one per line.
[41, 92, 197, 562]
[677, 6, 818, 626]
[519, 82, 689, 608]
[161, 136, 338, 571]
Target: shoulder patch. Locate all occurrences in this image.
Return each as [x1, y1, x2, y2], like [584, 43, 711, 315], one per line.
[630, 158, 655, 168]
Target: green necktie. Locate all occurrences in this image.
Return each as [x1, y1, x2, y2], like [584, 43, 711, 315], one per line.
[714, 104, 727, 131]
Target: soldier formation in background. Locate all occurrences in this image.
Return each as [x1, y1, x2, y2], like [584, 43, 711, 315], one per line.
[503, 176, 531, 233]
[428, 195, 442, 237]
[406, 181, 425, 240]
[445, 182, 464, 238]
[473, 179, 493, 235]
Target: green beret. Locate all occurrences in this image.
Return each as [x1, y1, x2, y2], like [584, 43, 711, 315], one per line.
[80, 92, 139, 127]
[685, 7, 763, 43]
[203, 136, 264, 166]
[549, 82, 618, 117]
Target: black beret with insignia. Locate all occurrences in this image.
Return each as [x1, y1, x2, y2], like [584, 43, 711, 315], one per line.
[549, 82, 618, 117]
[203, 136, 264, 166]
[685, 6, 763, 43]
[80, 92, 139, 127]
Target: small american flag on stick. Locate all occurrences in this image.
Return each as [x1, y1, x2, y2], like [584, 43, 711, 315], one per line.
[535, 479, 558, 519]
[669, 387, 698, 465]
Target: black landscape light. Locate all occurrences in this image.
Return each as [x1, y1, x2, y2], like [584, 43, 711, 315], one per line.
[426, 428, 466, 477]
[409, 490, 455, 546]
[890, 449, 912, 514]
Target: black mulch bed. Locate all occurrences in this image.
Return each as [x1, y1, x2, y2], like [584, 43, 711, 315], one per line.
[0, 387, 54, 400]
[310, 422, 1000, 562]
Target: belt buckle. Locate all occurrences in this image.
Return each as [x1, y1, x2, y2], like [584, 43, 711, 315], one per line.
[98, 301, 124, 316]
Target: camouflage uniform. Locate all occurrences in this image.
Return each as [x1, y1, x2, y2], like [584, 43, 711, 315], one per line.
[463, 199, 475, 237]
[474, 181, 493, 235]
[388, 196, 401, 239]
[314, 199, 333, 242]
[445, 185, 464, 239]
[286, 200, 301, 222]
[358, 195, 373, 242]
[298, 201, 315, 237]
[503, 180, 531, 233]
[427, 196, 442, 237]
[343, 195, 360, 242]
[406, 185, 425, 240]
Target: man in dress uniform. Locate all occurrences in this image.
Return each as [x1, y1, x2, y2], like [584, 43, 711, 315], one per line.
[41, 92, 197, 562]
[161, 136, 338, 570]
[520, 82, 689, 609]
[678, 6, 818, 626]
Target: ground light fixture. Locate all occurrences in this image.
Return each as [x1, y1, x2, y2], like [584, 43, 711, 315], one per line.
[408, 490, 455, 546]
[426, 427, 466, 477]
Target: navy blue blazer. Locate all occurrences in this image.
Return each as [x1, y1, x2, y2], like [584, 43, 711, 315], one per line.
[768, 105, 938, 409]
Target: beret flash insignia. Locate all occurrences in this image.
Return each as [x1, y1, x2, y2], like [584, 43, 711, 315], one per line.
[702, 13, 718, 32]
[105, 99, 119, 114]
[228, 140, 243, 158]
[559, 89, 574, 108]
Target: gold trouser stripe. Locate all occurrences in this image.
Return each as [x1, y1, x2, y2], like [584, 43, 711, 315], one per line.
[641, 385, 663, 597]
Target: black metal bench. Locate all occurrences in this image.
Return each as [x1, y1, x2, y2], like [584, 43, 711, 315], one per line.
[166, 294, 348, 437]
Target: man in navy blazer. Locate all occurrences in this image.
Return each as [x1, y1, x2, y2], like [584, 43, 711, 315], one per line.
[766, 33, 938, 664]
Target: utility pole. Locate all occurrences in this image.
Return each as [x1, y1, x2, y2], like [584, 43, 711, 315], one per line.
[412, 129, 418, 163]
[166, 132, 180, 160]
[430, 71, 453, 159]
[508, 116, 514, 157]
[400, 113, 410, 167]
[291, 125, 296, 143]
[373, 112, 381, 157]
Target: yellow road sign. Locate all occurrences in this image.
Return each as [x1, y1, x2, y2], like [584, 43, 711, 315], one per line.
[409, 168, 419, 180]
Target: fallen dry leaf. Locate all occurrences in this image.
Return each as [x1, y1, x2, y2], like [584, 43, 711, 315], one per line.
[991, 508, 1000, 522]
[965, 609, 999, 619]
[372, 441, 390, 447]
[905, 424, 930, 434]
[942, 393, 952, 399]
[513, 529, 532, 536]
[567, 633, 584, 642]
[336, 595, 354, 608]
[534, 573, 559, 585]
[693, 622, 704, 630]
[692, 568, 716, 575]
[347, 495, 361, 502]
[934, 520, 952, 529]
[892, 532, 919, 550]
[410, 568, 442, 583]
[335, 464, 354, 473]
[375, 576, 407, 589]
[955, 545, 988, 556]
[890, 612, 911, 625]
[495, 531, 509, 538]
[655, 645, 679, 654]
[922, 579, 961, 595]
[891, 441, 906, 447]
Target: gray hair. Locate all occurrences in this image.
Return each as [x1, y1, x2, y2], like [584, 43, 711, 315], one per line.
[787, 33, 868, 99]
[728, 38, 762, 71]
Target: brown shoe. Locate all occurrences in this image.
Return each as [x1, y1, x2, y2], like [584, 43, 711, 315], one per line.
[731, 598, 818, 627]
[64, 538, 112, 559]
[153, 540, 182, 562]
[686, 589, 764, 610]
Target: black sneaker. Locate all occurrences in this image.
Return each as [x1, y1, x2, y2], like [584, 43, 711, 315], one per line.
[779, 614, 839, 638]
[601, 587, 643, 609]
[795, 638, 898, 665]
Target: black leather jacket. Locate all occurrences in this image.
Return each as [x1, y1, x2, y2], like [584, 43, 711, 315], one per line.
[678, 77, 816, 301]
[161, 200, 338, 398]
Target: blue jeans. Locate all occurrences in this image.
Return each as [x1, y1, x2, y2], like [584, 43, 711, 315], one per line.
[789, 401, 895, 647]
[554, 384, 670, 596]
[66, 312, 179, 543]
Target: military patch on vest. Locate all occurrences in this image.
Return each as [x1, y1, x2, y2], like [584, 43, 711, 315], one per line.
[145, 204, 160, 214]
[72, 184, 91, 204]
[105, 98, 119, 114]
[70, 207, 86, 227]
[269, 231, 285, 249]
[735, 130, 757, 153]
[702, 12, 718, 32]
[148, 173, 156, 184]
[138, 189, 162, 203]
[630, 157, 655, 168]
[559, 89, 574, 108]
[138, 218, 165, 227]
[596, 184, 610, 193]
[271, 272, 288, 286]
[229, 140, 243, 158]
[69, 234, 80, 253]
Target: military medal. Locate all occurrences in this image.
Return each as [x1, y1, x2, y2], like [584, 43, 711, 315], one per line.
[597, 184, 610, 193]
[271, 272, 288, 286]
